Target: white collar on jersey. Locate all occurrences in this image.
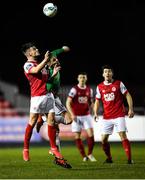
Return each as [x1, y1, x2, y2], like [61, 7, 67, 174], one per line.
[77, 84, 86, 89]
[103, 79, 114, 85]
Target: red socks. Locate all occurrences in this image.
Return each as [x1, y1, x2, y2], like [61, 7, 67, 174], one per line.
[48, 125, 57, 149]
[102, 142, 112, 160]
[102, 139, 132, 161]
[24, 124, 33, 150]
[75, 139, 86, 157]
[87, 136, 95, 155]
[122, 139, 132, 160]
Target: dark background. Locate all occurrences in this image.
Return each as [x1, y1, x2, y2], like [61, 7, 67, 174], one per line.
[0, 0, 145, 106]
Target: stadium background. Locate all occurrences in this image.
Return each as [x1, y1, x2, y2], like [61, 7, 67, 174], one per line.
[0, 0, 145, 143]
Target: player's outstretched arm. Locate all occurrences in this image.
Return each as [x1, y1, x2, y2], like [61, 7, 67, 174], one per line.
[51, 46, 70, 57]
[30, 51, 50, 74]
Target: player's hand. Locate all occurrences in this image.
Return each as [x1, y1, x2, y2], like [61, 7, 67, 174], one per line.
[62, 46, 70, 52]
[44, 51, 50, 62]
[71, 114, 77, 122]
[128, 110, 134, 118]
[52, 64, 61, 76]
[73, 117, 82, 126]
[94, 115, 99, 122]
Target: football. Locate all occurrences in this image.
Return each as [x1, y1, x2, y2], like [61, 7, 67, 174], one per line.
[43, 3, 57, 17]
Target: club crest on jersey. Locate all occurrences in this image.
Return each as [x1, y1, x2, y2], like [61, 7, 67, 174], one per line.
[112, 87, 116, 91]
[86, 92, 89, 96]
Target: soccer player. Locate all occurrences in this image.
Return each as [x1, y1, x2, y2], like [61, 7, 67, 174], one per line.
[93, 64, 134, 164]
[21, 42, 71, 168]
[66, 72, 97, 162]
[36, 46, 73, 152]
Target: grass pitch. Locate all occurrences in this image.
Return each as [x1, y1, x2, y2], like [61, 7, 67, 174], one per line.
[0, 142, 145, 179]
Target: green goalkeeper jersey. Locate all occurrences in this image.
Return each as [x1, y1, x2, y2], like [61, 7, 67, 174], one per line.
[46, 48, 64, 95]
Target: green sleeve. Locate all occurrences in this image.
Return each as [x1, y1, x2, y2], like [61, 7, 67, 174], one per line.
[46, 83, 53, 92]
[51, 48, 64, 57]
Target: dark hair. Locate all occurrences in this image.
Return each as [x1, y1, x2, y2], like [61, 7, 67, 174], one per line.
[78, 72, 88, 76]
[21, 42, 36, 54]
[102, 64, 114, 73]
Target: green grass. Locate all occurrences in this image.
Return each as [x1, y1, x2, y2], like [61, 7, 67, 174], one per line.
[0, 142, 145, 179]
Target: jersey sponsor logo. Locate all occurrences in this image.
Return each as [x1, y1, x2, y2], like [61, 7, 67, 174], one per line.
[78, 96, 88, 103]
[104, 92, 115, 101]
